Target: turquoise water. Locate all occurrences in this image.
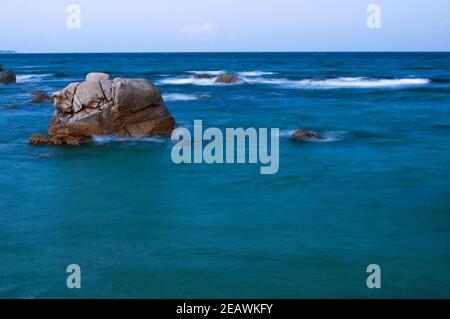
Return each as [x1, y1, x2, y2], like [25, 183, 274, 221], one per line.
[0, 53, 450, 298]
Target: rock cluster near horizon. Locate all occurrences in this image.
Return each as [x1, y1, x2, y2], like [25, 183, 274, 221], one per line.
[0, 64, 16, 84]
[29, 72, 175, 145]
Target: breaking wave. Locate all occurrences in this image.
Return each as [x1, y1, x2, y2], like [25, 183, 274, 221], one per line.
[244, 77, 430, 88]
[157, 77, 216, 86]
[188, 70, 224, 76]
[16, 74, 53, 83]
[238, 71, 277, 77]
[163, 93, 209, 101]
[158, 74, 429, 89]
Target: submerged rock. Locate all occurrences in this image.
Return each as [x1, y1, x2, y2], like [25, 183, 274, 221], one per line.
[214, 73, 246, 84]
[291, 130, 322, 142]
[29, 133, 91, 146]
[38, 153, 54, 159]
[31, 91, 53, 103]
[0, 69, 16, 84]
[29, 72, 175, 146]
[193, 73, 211, 79]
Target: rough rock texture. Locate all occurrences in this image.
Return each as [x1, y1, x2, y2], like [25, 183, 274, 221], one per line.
[31, 91, 54, 103]
[29, 73, 175, 146]
[86, 72, 109, 82]
[291, 130, 322, 142]
[214, 73, 246, 84]
[0, 69, 16, 84]
[29, 133, 91, 146]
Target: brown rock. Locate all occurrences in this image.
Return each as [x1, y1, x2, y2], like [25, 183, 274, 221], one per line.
[31, 91, 54, 103]
[214, 73, 246, 84]
[29, 133, 91, 146]
[0, 70, 16, 84]
[29, 133, 53, 145]
[291, 130, 322, 142]
[30, 73, 175, 146]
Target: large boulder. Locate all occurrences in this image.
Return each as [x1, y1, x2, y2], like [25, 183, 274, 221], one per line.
[0, 69, 16, 84]
[29, 73, 175, 145]
[214, 73, 245, 84]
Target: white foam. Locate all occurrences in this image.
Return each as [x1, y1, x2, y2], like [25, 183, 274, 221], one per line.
[157, 76, 244, 86]
[238, 71, 277, 77]
[286, 77, 430, 89]
[188, 70, 224, 76]
[311, 131, 348, 143]
[243, 77, 291, 85]
[158, 77, 216, 86]
[158, 75, 429, 89]
[243, 77, 430, 88]
[16, 74, 52, 83]
[163, 93, 208, 101]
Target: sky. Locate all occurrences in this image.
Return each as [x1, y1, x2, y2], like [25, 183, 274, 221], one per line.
[1, 0, 449, 52]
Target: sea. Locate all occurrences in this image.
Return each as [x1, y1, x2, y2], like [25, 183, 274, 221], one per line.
[0, 52, 449, 298]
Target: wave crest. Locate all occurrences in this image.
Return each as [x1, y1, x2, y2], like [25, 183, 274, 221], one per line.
[163, 93, 209, 101]
[16, 74, 53, 83]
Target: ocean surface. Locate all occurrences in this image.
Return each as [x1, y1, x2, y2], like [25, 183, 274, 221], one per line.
[0, 52, 450, 298]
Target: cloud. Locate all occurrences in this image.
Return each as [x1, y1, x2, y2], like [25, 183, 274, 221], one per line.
[181, 22, 217, 35]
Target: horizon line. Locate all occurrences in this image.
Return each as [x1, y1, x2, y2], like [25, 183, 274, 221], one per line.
[2, 50, 450, 54]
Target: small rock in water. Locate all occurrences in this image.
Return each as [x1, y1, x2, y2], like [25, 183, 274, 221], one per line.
[291, 130, 322, 142]
[31, 91, 54, 103]
[4, 104, 17, 109]
[193, 73, 211, 79]
[214, 73, 246, 84]
[0, 69, 16, 84]
[38, 153, 54, 159]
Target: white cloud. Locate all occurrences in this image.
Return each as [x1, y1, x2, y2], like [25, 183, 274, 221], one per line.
[181, 22, 217, 35]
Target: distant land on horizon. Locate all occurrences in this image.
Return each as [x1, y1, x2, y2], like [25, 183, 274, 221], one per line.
[0, 50, 16, 53]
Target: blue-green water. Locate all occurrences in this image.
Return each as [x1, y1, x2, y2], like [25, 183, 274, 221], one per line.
[0, 53, 450, 298]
